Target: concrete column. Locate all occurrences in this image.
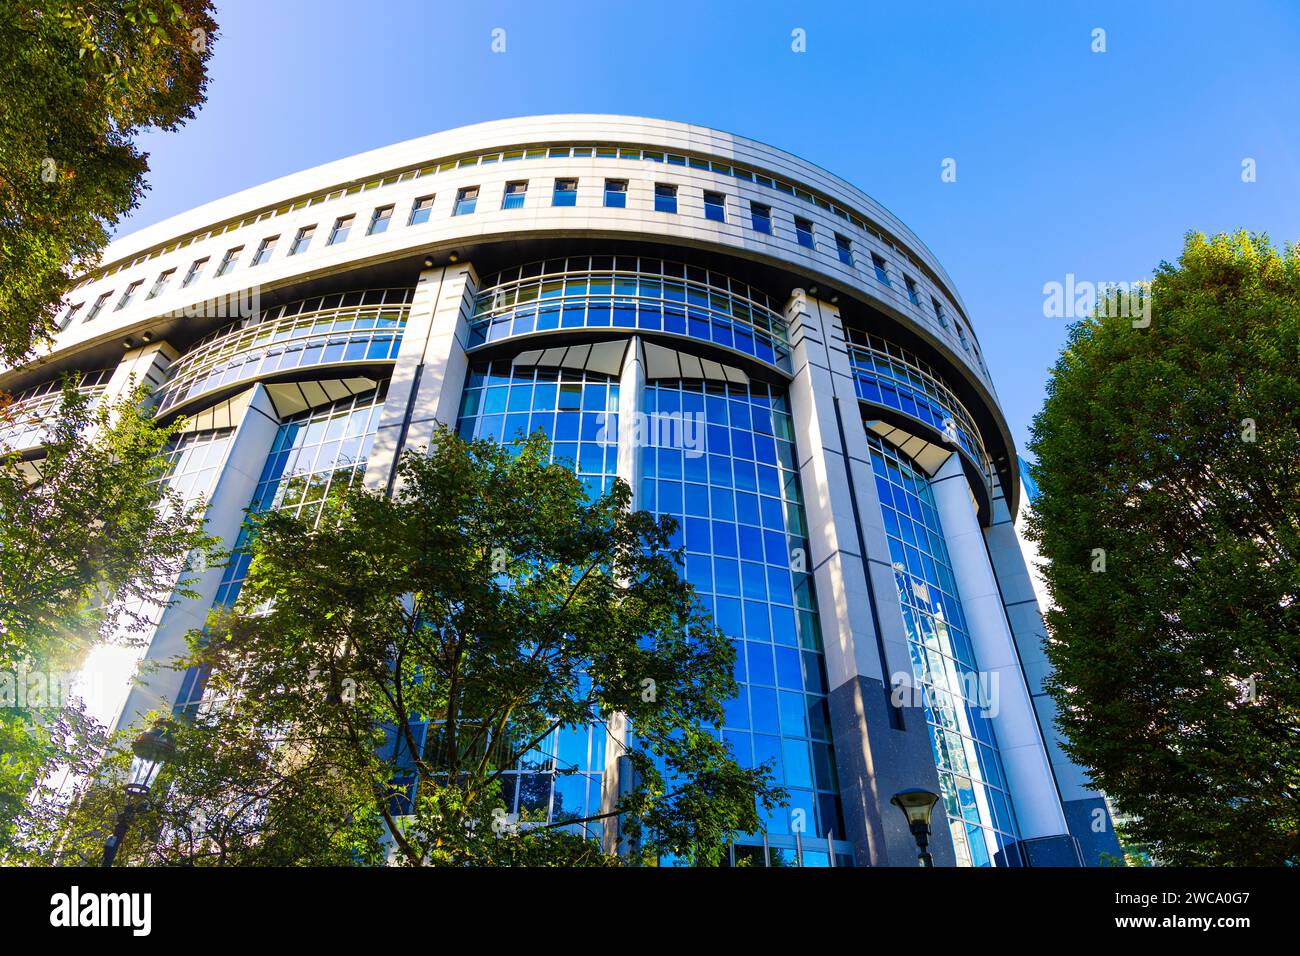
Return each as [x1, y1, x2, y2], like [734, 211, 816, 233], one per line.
[366, 263, 479, 493]
[989, 478, 1123, 864]
[929, 453, 1070, 845]
[601, 337, 643, 854]
[100, 339, 178, 411]
[111, 384, 283, 732]
[784, 289, 954, 867]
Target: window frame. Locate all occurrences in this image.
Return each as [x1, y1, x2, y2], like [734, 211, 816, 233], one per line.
[794, 216, 815, 249]
[552, 177, 579, 207]
[115, 279, 143, 310]
[85, 291, 113, 322]
[215, 246, 243, 277]
[367, 205, 394, 236]
[147, 268, 176, 300]
[834, 234, 854, 267]
[289, 225, 316, 256]
[702, 191, 726, 223]
[182, 257, 208, 288]
[654, 183, 678, 214]
[454, 186, 480, 216]
[408, 196, 435, 225]
[871, 254, 891, 286]
[251, 235, 279, 267]
[501, 181, 528, 209]
[327, 215, 354, 246]
[603, 179, 628, 209]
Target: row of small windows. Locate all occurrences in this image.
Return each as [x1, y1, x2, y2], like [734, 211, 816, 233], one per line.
[74, 140, 914, 289]
[66, 195, 434, 328]
[64, 176, 981, 368]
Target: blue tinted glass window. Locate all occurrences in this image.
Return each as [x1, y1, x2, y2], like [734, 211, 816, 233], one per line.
[553, 178, 578, 207]
[794, 218, 815, 249]
[865, 432, 1020, 866]
[703, 191, 726, 222]
[654, 183, 677, 214]
[454, 186, 479, 216]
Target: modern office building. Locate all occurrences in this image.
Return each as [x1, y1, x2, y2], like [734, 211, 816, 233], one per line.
[2, 115, 1120, 866]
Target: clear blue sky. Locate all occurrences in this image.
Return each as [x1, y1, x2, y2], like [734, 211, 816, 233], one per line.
[123, 0, 1300, 456]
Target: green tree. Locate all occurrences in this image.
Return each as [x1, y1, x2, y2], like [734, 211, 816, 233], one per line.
[0, 0, 217, 363]
[17, 429, 784, 866]
[1027, 231, 1300, 865]
[0, 379, 217, 853]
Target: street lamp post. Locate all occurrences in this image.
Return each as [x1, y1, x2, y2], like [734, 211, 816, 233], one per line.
[102, 721, 175, 868]
[891, 788, 941, 867]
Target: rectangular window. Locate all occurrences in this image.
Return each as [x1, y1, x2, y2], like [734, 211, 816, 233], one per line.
[932, 296, 948, 328]
[956, 321, 970, 350]
[603, 179, 627, 208]
[654, 183, 677, 214]
[871, 254, 890, 286]
[454, 187, 479, 216]
[59, 303, 83, 330]
[750, 202, 772, 234]
[328, 215, 354, 245]
[252, 235, 278, 266]
[502, 181, 527, 209]
[794, 216, 815, 249]
[905, 276, 921, 305]
[367, 205, 393, 235]
[146, 268, 175, 299]
[835, 234, 854, 267]
[289, 225, 315, 256]
[215, 246, 242, 276]
[86, 291, 112, 322]
[703, 191, 726, 223]
[115, 279, 143, 310]
[552, 178, 578, 207]
[408, 196, 435, 225]
[182, 257, 207, 287]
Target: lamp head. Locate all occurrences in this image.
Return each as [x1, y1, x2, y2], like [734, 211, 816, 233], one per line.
[891, 788, 940, 834]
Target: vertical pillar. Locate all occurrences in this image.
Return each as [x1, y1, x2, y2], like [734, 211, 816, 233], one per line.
[784, 289, 954, 867]
[107, 340, 178, 402]
[366, 263, 479, 492]
[987, 477, 1123, 864]
[928, 453, 1074, 855]
[111, 383, 282, 732]
[601, 337, 644, 854]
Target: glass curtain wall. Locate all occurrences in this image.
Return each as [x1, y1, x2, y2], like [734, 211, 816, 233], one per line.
[864, 432, 1021, 866]
[173, 387, 387, 713]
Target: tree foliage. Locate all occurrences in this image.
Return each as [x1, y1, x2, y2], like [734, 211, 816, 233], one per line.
[0, 1, 217, 362]
[1027, 231, 1300, 865]
[18, 429, 783, 866]
[0, 379, 217, 853]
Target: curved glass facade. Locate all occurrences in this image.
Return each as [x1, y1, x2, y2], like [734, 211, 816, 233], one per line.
[453, 360, 620, 832]
[455, 360, 621, 501]
[175, 386, 387, 713]
[639, 379, 845, 858]
[847, 328, 992, 485]
[155, 289, 411, 415]
[0, 368, 113, 451]
[865, 432, 1019, 866]
[451, 355, 847, 861]
[471, 256, 791, 371]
